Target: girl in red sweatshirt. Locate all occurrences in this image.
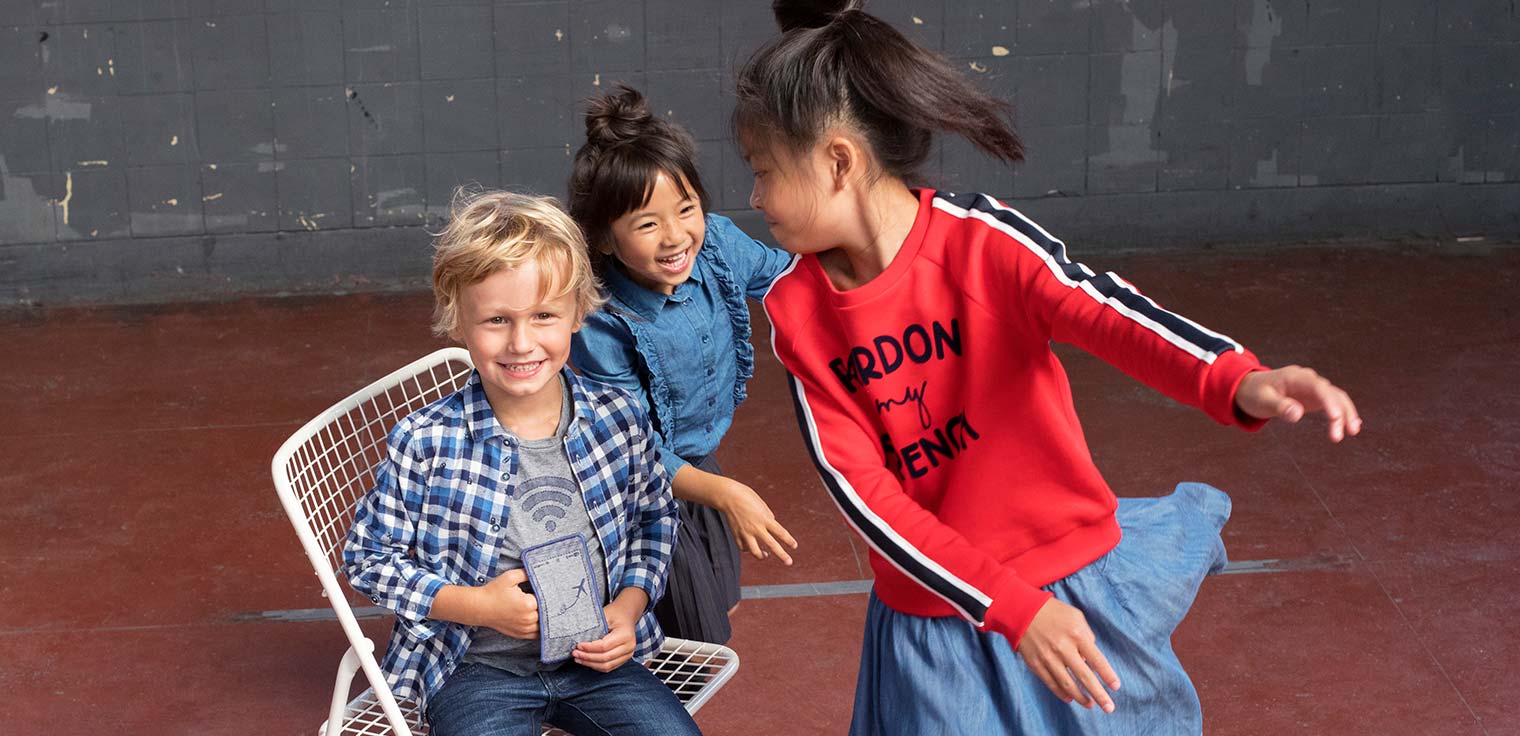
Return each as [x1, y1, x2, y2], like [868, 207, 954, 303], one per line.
[736, 2, 1362, 734]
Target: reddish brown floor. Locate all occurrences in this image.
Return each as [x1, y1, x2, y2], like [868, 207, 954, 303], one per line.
[2, 243, 1516, 735]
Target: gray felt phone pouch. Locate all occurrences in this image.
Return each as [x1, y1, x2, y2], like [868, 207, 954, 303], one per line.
[520, 533, 609, 663]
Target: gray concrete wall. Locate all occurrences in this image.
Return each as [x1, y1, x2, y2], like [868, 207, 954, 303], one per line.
[2, 0, 1517, 306]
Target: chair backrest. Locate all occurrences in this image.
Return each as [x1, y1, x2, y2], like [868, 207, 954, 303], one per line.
[272, 347, 475, 579]
[272, 348, 475, 736]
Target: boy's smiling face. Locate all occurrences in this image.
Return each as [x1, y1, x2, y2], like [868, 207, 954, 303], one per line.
[457, 259, 581, 416]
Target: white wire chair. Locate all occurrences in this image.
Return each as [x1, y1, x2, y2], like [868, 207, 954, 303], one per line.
[271, 347, 739, 736]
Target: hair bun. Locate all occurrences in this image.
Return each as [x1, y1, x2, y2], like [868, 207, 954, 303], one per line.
[772, 0, 860, 32]
[583, 84, 655, 146]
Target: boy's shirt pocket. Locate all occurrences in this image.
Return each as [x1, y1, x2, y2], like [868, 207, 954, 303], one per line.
[416, 466, 510, 584]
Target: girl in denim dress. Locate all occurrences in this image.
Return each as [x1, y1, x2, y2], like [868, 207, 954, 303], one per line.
[568, 85, 798, 645]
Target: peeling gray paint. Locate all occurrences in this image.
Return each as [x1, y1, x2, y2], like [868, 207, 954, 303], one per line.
[0, 159, 57, 244]
[1243, 0, 1284, 85]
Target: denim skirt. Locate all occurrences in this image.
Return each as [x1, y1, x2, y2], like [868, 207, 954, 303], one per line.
[850, 482, 1231, 736]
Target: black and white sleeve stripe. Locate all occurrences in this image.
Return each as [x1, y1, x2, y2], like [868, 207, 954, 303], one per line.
[760, 257, 994, 625]
[781, 373, 993, 623]
[933, 191, 1243, 364]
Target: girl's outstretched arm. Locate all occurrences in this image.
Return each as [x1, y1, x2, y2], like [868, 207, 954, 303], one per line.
[1235, 366, 1362, 441]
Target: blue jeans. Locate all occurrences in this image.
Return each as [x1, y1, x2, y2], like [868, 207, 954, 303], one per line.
[851, 483, 1232, 736]
[426, 660, 700, 736]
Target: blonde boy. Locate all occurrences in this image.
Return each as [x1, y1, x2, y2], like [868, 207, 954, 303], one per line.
[343, 191, 698, 735]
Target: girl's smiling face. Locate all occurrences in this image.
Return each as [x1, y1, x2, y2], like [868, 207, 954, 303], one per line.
[606, 171, 706, 294]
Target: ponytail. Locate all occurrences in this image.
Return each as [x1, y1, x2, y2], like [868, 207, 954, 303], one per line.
[736, 0, 1023, 181]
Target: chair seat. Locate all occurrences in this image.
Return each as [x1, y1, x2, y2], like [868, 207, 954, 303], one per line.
[320, 638, 739, 736]
[321, 689, 426, 736]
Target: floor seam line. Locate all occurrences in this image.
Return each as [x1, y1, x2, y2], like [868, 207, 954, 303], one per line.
[1364, 563, 1491, 735]
[1280, 445, 1489, 734]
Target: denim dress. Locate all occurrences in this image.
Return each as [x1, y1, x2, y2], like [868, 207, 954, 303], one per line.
[850, 483, 1233, 736]
[571, 213, 793, 644]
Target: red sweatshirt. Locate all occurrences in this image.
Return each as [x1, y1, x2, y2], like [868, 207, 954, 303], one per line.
[762, 189, 1266, 645]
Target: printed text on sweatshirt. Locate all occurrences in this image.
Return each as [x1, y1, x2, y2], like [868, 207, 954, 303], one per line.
[761, 189, 1267, 645]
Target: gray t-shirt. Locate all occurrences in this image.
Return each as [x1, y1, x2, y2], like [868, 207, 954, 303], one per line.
[463, 379, 609, 674]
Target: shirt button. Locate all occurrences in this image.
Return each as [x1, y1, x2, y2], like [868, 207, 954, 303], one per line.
[707, 398, 716, 406]
[476, 576, 485, 584]
[706, 367, 714, 376]
[491, 524, 501, 532]
[701, 336, 709, 344]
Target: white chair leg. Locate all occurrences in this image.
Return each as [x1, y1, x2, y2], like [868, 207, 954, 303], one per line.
[324, 644, 365, 736]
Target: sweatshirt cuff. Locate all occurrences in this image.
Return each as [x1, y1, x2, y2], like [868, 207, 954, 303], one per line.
[977, 573, 1055, 649]
[1204, 349, 1270, 430]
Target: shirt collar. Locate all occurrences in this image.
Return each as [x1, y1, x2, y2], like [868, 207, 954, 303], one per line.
[603, 252, 705, 321]
[461, 368, 591, 444]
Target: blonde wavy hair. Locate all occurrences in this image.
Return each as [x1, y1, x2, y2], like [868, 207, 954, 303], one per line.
[431, 189, 606, 339]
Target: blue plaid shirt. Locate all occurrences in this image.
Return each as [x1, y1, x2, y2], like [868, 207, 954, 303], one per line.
[342, 368, 678, 707]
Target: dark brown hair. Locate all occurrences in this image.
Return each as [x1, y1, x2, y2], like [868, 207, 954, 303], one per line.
[568, 85, 711, 260]
[735, 0, 1024, 182]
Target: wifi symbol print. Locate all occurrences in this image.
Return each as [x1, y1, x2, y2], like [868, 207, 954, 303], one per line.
[519, 485, 576, 533]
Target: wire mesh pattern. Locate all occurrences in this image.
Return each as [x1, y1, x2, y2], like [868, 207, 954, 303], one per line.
[648, 639, 740, 711]
[280, 356, 475, 573]
[322, 691, 429, 736]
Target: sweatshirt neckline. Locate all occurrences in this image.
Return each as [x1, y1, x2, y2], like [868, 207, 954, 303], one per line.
[804, 188, 935, 307]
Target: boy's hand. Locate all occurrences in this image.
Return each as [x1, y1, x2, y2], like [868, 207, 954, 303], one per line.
[478, 568, 539, 639]
[1236, 366, 1363, 442]
[573, 591, 644, 672]
[717, 477, 799, 565]
[1016, 598, 1120, 714]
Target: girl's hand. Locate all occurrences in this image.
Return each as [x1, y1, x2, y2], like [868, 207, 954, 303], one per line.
[1016, 598, 1120, 714]
[478, 568, 540, 639]
[573, 592, 644, 672]
[717, 478, 799, 565]
[1236, 366, 1363, 442]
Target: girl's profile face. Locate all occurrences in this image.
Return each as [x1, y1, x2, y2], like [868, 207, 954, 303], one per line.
[606, 170, 706, 295]
[744, 139, 836, 255]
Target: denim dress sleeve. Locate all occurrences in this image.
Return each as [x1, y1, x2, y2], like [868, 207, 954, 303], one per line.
[707, 214, 795, 300]
[570, 308, 691, 478]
